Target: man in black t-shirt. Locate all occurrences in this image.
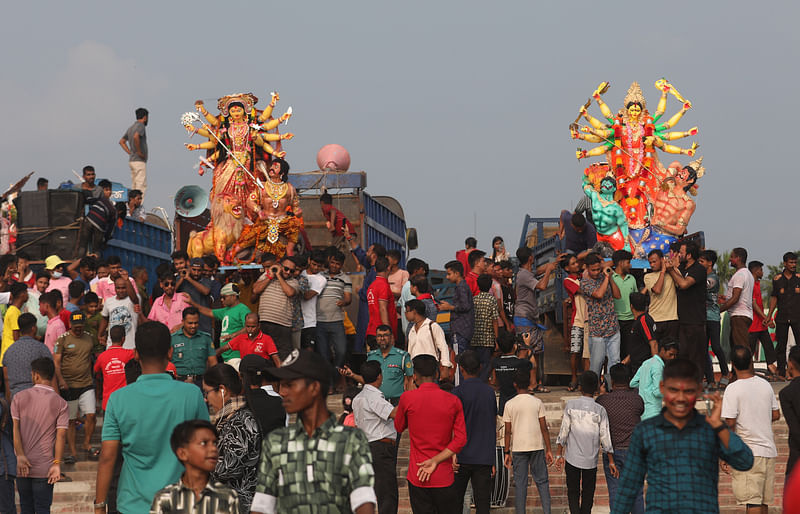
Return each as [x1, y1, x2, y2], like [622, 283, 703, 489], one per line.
[624, 293, 657, 377]
[490, 332, 532, 415]
[240, 354, 287, 435]
[666, 241, 707, 373]
[767, 252, 800, 377]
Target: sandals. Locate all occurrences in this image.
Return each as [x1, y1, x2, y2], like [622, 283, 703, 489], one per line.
[567, 382, 579, 392]
[85, 447, 101, 459]
[63, 455, 76, 465]
[533, 385, 551, 394]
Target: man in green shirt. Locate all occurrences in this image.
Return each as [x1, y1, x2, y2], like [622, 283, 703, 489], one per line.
[184, 283, 251, 361]
[170, 307, 215, 384]
[611, 250, 638, 365]
[342, 325, 413, 405]
[252, 349, 376, 513]
[94, 321, 209, 514]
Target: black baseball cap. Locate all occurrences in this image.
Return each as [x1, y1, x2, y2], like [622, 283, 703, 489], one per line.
[267, 349, 331, 384]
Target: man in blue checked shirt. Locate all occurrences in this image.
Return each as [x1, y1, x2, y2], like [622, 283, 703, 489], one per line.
[612, 358, 754, 514]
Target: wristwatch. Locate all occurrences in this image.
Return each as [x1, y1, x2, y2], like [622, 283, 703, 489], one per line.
[503, 449, 510, 455]
[93, 499, 107, 509]
[712, 424, 728, 434]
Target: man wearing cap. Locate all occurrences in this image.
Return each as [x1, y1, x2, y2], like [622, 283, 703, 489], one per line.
[251, 349, 377, 513]
[169, 307, 215, 386]
[147, 273, 189, 332]
[239, 354, 287, 435]
[184, 282, 251, 361]
[54, 311, 98, 462]
[177, 257, 213, 336]
[45, 255, 72, 302]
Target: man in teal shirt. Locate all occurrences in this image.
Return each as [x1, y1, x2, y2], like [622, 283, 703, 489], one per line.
[343, 325, 413, 405]
[170, 307, 215, 384]
[611, 250, 637, 364]
[630, 338, 678, 419]
[94, 321, 209, 514]
[184, 282, 251, 361]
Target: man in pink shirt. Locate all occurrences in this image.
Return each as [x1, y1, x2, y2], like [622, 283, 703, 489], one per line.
[147, 274, 188, 332]
[11, 357, 68, 513]
[94, 256, 139, 303]
[40, 292, 66, 353]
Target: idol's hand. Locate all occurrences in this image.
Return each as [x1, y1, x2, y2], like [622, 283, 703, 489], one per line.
[281, 133, 294, 140]
[270, 92, 280, 107]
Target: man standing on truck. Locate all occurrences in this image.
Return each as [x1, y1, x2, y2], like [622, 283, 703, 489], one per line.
[559, 211, 597, 261]
[119, 107, 149, 197]
[351, 240, 387, 354]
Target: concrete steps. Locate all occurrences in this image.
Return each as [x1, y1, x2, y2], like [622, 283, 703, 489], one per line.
[47, 388, 791, 513]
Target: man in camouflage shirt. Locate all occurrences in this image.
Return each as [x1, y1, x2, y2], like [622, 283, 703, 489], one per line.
[251, 349, 376, 513]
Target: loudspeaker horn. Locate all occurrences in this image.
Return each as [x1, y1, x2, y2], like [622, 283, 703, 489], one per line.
[174, 185, 209, 218]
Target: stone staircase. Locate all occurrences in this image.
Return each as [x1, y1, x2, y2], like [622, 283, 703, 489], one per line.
[48, 389, 790, 513]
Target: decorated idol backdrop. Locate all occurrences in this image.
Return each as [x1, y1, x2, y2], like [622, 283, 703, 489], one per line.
[181, 92, 300, 264]
[570, 80, 704, 258]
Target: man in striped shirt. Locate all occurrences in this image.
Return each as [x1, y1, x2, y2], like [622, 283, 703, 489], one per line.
[317, 251, 352, 384]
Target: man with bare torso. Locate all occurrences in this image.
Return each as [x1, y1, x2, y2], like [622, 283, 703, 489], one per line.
[234, 158, 302, 260]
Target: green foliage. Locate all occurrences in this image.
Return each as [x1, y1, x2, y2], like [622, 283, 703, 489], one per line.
[715, 250, 733, 285]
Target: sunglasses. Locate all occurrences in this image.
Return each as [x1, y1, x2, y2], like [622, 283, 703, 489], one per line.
[162, 281, 175, 286]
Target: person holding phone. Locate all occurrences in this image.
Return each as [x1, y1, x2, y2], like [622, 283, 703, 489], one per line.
[252, 254, 299, 360]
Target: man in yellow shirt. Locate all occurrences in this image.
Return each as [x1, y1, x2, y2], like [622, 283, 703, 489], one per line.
[2, 283, 29, 361]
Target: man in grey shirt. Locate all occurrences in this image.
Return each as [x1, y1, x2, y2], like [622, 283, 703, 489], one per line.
[2, 313, 52, 399]
[513, 246, 556, 392]
[119, 107, 148, 197]
[352, 361, 398, 514]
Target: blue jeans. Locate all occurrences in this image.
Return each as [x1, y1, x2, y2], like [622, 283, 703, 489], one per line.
[316, 321, 347, 383]
[603, 449, 644, 514]
[588, 331, 621, 378]
[512, 450, 551, 514]
[17, 477, 53, 514]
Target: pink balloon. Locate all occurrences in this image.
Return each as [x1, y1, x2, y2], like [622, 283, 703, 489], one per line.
[316, 144, 351, 171]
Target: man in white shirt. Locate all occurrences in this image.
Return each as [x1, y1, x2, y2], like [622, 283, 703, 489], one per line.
[404, 299, 452, 379]
[721, 345, 780, 513]
[98, 277, 142, 349]
[720, 247, 754, 350]
[300, 252, 327, 351]
[503, 369, 553, 514]
[352, 361, 398, 514]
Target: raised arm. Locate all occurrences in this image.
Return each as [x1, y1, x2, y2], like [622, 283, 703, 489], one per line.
[195, 101, 220, 127]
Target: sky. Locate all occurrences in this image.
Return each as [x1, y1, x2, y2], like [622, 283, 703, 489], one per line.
[2, 0, 798, 268]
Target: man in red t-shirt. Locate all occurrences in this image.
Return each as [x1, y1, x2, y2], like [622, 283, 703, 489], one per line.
[93, 325, 134, 410]
[464, 250, 486, 297]
[748, 261, 778, 372]
[218, 313, 280, 367]
[320, 193, 356, 255]
[395, 354, 467, 510]
[366, 257, 395, 349]
[455, 237, 477, 282]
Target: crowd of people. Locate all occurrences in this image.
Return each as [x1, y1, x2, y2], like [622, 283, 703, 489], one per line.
[0, 211, 798, 513]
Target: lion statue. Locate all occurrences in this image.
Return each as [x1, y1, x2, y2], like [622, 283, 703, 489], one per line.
[187, 194, 245, 263]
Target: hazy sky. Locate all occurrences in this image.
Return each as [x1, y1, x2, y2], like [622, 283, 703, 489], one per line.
[2, 0, 797, 268]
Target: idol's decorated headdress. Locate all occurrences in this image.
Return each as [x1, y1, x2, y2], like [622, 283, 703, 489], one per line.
[217, 93, 258, 116]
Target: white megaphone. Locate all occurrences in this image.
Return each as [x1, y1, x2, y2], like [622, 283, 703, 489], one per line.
[174, 185, 209, 218]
